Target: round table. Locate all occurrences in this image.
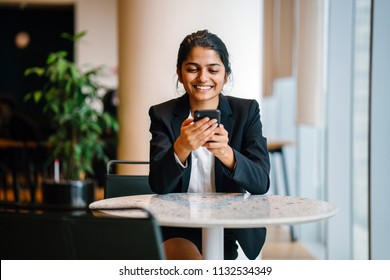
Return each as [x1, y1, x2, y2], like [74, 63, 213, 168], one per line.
[89, 193, 338, 260]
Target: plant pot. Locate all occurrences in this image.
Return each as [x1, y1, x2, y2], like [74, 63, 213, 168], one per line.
[41, 179, 95, 209]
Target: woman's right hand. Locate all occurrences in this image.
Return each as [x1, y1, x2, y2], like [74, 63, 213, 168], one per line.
[173, 117, 218, 164]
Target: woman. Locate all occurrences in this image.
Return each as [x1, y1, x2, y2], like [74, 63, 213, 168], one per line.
[148, 30, 270, 260]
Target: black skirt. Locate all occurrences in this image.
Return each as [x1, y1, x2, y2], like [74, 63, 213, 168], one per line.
[161, 226, 239, 260]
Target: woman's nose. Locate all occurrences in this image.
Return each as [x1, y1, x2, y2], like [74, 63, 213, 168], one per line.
[197, 69, 208, 82]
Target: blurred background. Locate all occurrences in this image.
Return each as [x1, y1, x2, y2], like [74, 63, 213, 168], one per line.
[0, 0, 389, 260]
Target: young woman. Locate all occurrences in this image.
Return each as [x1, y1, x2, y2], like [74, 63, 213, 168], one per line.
[148, 30, 270, 260]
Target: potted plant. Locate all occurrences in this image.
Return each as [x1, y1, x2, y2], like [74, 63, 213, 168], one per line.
[25, 31, 118, 208]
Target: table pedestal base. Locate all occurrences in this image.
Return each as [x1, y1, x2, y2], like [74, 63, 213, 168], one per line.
[202, 227, 223, 260]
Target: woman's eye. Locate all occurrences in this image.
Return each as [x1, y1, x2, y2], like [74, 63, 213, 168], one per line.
[186, 68, 198, 73]
[209, 69, 219, 74]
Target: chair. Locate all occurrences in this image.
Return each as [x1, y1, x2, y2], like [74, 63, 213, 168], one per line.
[104, 160, 153, 198]
[0, 207, 165, 260]
[0, 209, 73, 259]
[68, 208, 165, 260]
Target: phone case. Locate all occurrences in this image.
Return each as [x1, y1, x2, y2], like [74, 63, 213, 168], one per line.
[194, 109, 221, 124]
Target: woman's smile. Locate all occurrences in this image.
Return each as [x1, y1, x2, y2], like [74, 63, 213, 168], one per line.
[193, 84, 213, 91]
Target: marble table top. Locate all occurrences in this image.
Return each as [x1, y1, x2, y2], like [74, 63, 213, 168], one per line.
[89, 193, 338, 228]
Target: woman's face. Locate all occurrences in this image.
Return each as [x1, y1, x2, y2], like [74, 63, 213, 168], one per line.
[178, 46, 228, 108]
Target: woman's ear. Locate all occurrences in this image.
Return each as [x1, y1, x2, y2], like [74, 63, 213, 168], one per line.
[177, 68, 183, 83]
[224, 72, 230, 84]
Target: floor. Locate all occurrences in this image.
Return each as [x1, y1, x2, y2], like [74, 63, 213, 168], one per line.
[262, 226, 315, 260]
[1, 184, 315, 260]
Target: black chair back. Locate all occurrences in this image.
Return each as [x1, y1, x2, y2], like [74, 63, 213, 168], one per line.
[69, 209, 165, 260]
[104, 160, 154, 198]
[0, 208, 165, 260]
[0, 210, 73, 259]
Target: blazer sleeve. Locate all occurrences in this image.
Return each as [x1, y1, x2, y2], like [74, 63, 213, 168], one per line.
[221, 99, 270, 195]
[148, 105, 189, 194]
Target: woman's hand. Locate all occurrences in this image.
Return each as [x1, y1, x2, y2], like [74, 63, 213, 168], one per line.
[173, 117, 218, 164]
[204, 124, 236, 171]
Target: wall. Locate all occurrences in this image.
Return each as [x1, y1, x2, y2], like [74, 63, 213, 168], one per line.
[75, 0, 118, 90]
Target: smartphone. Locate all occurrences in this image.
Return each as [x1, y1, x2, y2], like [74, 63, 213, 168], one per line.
[194, 109, 221, 125]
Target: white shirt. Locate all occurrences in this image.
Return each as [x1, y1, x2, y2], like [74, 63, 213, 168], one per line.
[188, 146, 216, 193]
[174, 147, 216, 193]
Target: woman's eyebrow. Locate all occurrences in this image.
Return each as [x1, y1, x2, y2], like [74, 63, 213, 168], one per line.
[184, 62, 222, 67]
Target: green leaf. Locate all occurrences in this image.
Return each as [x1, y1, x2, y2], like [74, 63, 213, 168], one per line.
[47, 53, 57, 64]
[33, 91, 43, 103]
[73, 31, 87, 42]
[70, 64, 80, 80]
[56, 51, 68, 58]
[25, 67, 44, 76]
[61, 31, 87, 43]
[60, 32, 74, 42]
[88, 121, 102, 133]
[56, 58, 68, 80]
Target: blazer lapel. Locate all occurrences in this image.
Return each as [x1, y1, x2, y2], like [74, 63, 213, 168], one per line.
[218, 94, 234, 136]
[215, 94, 234, 192]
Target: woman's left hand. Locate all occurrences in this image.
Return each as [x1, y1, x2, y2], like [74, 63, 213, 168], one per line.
[204, 124, 236, 170]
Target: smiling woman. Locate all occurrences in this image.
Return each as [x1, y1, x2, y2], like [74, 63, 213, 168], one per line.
[148, 30, 270, 260]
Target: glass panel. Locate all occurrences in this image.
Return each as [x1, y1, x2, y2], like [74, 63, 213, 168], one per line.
[352, 0, 371, 260]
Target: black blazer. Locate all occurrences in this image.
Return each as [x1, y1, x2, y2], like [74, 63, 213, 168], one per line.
[148, 93, 270, 259]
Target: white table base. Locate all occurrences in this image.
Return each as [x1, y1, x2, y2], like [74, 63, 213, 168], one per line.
[202, 227, 223, 260]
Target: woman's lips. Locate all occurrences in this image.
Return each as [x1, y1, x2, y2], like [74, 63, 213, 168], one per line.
[194, 85, 213, 90]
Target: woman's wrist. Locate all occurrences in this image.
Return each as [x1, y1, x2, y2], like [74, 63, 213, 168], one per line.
[174, 139, 190, 164]
[218, 146, 236, 171]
